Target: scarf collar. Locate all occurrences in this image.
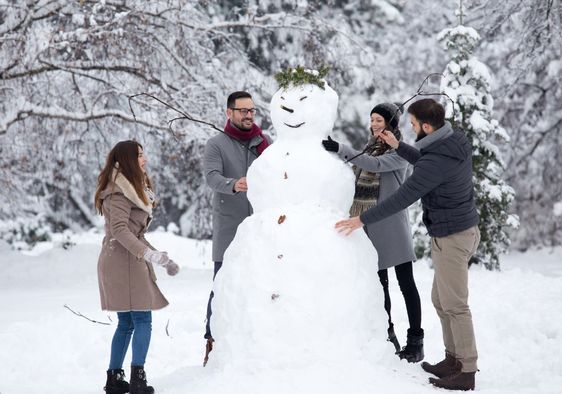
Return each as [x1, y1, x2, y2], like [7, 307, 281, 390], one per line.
[224, 119, 269, 155]
[415, 121, 454, 150]
[112, 169, 153, 215]
[349, 129, 398, 217]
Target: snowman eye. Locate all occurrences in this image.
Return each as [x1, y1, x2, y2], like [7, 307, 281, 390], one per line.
[300, 96, 308, 101]
[281, 96, 285, 100]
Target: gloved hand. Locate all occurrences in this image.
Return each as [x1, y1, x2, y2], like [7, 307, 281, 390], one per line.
[165, 260, 180, 276]
[143, 249, 170, 266]
[322, 136, 339, 152]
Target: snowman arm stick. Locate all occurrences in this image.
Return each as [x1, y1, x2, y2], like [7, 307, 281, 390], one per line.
[128, 93, 223, 133]
[203, 140, 238, 195]
[338, 144, 408, 173]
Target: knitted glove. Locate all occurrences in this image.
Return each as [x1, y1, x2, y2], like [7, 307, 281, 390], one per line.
[165, 260, 180, 276]
[143, 249, 170, 266]
[322, 136, 339, 152]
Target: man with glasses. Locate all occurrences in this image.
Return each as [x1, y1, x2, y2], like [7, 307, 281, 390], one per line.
[202, 91, 271, 365]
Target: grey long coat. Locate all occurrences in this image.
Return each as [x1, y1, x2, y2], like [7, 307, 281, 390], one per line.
[338, 144, 416, 270]
[97, 182, 168, 311]
[204, 132, 270, 262]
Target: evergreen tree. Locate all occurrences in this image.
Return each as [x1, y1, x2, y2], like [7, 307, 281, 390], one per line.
[438, 19, 518, 270]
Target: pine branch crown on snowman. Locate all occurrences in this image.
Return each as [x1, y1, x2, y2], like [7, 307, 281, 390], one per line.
[274, 65, 329, 90]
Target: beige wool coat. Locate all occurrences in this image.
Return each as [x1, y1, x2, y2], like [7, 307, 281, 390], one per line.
[97, 172, 168, 311]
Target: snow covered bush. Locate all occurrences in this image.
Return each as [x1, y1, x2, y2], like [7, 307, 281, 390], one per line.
[409, 201, 430, 262]
[438, 24, 518, 270]
[0, 216, 52, 250]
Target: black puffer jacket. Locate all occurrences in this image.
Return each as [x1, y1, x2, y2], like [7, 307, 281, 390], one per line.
[360, 124, 479, 237]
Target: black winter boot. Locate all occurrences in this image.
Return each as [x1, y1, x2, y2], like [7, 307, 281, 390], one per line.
[104, 369, 130, 394]
[130, 366, 154, 394]
[398, 328, 424, 363]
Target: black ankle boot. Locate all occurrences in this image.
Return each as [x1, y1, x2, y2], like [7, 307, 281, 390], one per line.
[398, 328, 424, 363]
[104, 369, 129, 394]
[130, 366, 154, 394]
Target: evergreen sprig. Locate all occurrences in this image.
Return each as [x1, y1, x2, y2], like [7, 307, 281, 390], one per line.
[274, 65, 329, 90]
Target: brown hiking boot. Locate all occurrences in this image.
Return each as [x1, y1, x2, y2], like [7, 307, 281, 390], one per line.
[421, 352, 461, 378]
[203, 337, 214, 367]
[429, 371, 476, 391]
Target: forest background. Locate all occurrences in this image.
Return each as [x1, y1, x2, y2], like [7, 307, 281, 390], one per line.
[1, 0, 560, 262]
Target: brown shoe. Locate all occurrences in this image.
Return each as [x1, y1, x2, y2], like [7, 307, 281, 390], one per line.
[421, 352, 461, 378]
[203, 337, 214, 367]
[429, 371, 475, 391]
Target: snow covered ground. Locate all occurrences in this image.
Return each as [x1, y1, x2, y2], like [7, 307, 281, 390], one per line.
[1, 228, 561, 393]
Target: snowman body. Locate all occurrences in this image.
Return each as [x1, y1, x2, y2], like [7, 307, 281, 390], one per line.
[211, 82, 384, 369]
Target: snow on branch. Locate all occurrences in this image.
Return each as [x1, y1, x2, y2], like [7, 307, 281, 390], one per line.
[2, 61, 181, 93]
[190, 12, 365, 49]
[0, 101, 168, 135]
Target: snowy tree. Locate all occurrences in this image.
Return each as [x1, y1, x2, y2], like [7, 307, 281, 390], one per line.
[0, 0, 398, 242]
[438, 21, 518, 270]
[0, 0, 331, 239]
[1, 0, 560, 254]
[469, 0, 562, 249]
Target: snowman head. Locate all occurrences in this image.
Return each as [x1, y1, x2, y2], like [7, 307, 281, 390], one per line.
[270, 68, 339, 142]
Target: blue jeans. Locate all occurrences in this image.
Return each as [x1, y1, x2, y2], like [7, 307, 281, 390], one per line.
[108, 311, 152, 369]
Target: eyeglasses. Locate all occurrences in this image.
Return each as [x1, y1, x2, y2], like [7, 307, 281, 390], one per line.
[230, 107, 257, 116]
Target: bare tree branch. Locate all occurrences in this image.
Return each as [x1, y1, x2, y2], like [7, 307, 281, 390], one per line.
[0, 102, 168, 135]
[63, 304, 111, 325]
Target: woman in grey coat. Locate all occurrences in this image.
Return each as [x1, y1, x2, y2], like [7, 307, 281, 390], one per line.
[322, 103, 424, 363]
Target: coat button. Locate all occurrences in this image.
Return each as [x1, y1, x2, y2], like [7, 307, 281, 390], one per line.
[220, 199, 224, 203]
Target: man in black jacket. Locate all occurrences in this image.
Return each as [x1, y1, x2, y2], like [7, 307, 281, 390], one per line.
[336, 99, 480, 391]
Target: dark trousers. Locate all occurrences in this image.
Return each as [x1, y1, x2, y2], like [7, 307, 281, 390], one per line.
[378, 261, 422, 334]
[204, 261, 223, 339]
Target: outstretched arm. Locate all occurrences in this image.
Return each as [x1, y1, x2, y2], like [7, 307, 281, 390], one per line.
[360, 155, 443, 225]
[338, 144, 408, 172]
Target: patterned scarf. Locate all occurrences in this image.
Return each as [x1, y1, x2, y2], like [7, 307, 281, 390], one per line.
[349, 128, 402, 217]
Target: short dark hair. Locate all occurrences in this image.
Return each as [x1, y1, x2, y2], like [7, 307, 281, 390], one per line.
[407, 99, 445, 129]
[227, 91, 252, 108]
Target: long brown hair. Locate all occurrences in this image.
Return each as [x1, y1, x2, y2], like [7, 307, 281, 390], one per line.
[94, 140, 154, 215]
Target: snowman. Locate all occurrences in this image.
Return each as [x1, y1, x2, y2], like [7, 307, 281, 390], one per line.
[210, 68, 386, 370]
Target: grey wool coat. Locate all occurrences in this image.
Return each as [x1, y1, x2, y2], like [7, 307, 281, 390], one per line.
[204, 132, 271, 262]
[97, 172, 168, 312]
[337, 144, 416, 270]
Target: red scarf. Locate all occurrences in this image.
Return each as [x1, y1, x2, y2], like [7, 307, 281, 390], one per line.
[224, 120, 269, 156]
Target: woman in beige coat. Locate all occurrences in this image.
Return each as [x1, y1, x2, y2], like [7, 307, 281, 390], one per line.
[95, 140, 179, 394]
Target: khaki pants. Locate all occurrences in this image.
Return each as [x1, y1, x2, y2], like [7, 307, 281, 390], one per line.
[431, 226, 480, 372]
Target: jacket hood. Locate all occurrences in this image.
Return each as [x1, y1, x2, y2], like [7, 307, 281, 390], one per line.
[422, 124, 472, 162]
[99, 170, 153, 215]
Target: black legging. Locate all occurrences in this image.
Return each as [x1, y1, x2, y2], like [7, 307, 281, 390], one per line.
[378, 261, 422, 333]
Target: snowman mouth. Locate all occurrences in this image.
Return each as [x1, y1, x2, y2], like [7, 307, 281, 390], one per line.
[284, 122, 306, 128]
